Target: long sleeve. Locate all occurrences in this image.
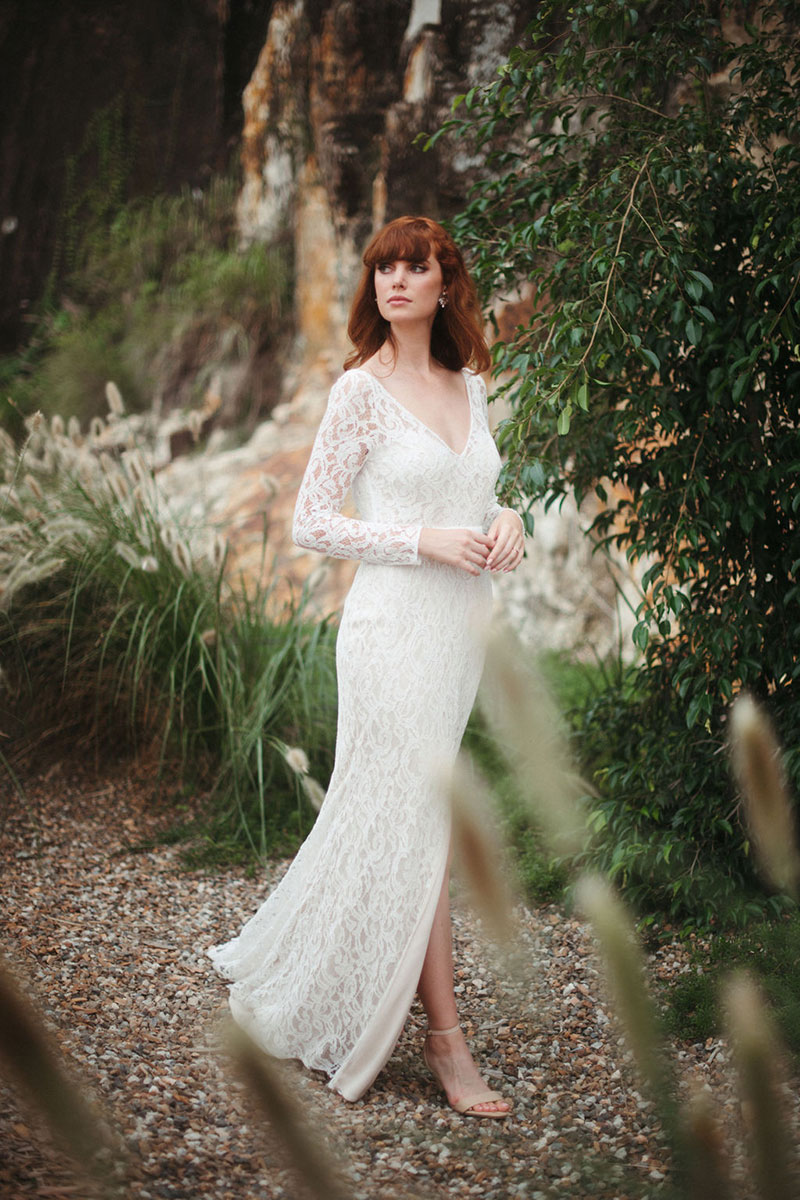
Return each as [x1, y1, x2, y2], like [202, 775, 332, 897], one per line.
[292, 373, 422, 566]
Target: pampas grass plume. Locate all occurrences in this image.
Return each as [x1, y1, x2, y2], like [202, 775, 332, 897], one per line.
[0, 958, 114, 1177]
[730, 695, 799, 899]
[23, 472, 44, 501]
[723, 971, 793, 1200]
[171, 538, 194, 576]
[682, 1083, 732, 1199]
[284, 746, 310, 775]
[114, 541, 141, 569]
[301, 776, 326, 812]
[481, 628, 587, 858]
[227, 1023, 347, 1200]
[105, 381, 124, 415]
[575, 875, 670, 1107]
[208, 532, 227, 572]
[106, 469, 130, 505]
[188, 409, 203, 442]
[448, 755, 517, 943]
[124, 449, 149, 485]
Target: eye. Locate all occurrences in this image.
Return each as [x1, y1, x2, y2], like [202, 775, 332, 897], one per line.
[376, 263, 393, 273]
[410, 263, 428, 273]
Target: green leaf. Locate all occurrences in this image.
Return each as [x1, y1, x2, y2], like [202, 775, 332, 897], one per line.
[732, 374, 750, 403]
[687, 269, 713, 294]
[632, 621, 649, 651]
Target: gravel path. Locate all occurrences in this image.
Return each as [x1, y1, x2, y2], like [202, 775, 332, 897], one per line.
[0, 758, 794, 1199]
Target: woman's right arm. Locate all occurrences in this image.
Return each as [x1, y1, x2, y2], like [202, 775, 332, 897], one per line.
[292, 373, 422, 566]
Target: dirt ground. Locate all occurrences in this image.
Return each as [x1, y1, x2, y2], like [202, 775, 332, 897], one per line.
[1, 756, 796, 1199]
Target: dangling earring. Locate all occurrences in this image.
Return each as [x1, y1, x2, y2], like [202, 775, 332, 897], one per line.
[438, 288, 448, 309]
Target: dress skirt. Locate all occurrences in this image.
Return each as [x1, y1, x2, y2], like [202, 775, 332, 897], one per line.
[208, 557, 492, 1100]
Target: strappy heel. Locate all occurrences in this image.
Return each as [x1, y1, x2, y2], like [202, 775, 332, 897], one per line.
[423, 1024, 510, 1119]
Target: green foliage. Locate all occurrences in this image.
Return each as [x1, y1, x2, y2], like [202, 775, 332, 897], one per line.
[443, 0, 800, 921]
[2, 178, 292, 429]
[48, 94, 134, 292]
[662, 913, 800, 1057]
[574, 665, 787, 926]
[0, 408, 336, 859]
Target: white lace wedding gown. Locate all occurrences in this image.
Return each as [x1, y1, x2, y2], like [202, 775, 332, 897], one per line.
[208, 367, 510, 1101]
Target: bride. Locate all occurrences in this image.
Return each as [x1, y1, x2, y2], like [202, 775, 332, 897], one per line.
[209, 216, 524, 1118]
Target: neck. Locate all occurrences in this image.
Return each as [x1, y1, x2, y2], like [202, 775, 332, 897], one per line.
[381, 322, 437, 375]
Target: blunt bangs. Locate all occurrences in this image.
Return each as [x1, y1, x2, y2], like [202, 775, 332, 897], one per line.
[363, 221, 435, 269]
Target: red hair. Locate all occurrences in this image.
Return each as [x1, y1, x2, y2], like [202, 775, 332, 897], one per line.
[344, 216, 490, 373]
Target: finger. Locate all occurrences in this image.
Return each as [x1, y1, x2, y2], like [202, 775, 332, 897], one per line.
[503, 545, 524, 571]
[491, 541, 522, 570]
[486, 536, 513, 567]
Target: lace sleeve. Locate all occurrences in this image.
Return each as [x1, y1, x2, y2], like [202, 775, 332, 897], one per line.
[292, 373, 421, 566]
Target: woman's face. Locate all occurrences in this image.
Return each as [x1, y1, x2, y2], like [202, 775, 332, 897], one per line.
[373, 252, 444, 326]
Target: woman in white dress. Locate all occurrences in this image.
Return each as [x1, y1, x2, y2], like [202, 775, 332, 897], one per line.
[209, 216, 523, 1117]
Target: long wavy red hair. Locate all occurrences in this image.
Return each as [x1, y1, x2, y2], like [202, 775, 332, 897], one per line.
[344, 216, 490, 373]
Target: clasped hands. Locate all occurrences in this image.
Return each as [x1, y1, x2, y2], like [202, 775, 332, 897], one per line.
[418, 510, 524, 576]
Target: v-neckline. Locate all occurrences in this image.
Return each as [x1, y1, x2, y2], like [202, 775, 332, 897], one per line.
[353, 368, 474, 458]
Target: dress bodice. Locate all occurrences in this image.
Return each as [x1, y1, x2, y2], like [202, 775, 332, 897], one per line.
[292, 368, 506, 566]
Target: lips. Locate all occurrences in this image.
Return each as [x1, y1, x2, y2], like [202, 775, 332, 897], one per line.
[388, 296, 410, 304]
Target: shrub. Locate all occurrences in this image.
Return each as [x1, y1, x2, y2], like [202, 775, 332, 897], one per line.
[438, 0, 800, 921]
[662, 913, 800, 1057]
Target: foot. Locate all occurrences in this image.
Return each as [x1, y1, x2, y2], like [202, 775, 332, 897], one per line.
[424, 1025, 510, 1117]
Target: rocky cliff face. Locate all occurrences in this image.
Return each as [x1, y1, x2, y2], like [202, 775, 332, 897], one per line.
[237, 0, 538, 362]
[155, 0, 641, 660]
[0, 0, 639, 657]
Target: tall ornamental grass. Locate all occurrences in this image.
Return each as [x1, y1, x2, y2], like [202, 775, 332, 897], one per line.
[459, 631, 799, 1197]
[0, 391, 336, 857]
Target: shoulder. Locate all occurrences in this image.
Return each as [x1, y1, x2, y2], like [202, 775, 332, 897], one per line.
[321, 369, 382, 439]
[462, 367, 486, 390]
[327, 368, 377, 411]
[462, 368, 488, 402]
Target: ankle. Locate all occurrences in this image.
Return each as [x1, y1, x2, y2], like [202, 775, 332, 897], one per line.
[426, 1022, 460, 1037]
